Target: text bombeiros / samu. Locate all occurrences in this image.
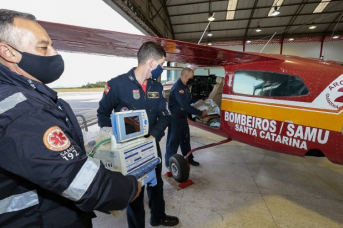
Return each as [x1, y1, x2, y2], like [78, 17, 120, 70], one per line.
[224, 111, 329, 150]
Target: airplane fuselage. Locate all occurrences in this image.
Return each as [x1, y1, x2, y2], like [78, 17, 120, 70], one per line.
[198, 54, 343, 164]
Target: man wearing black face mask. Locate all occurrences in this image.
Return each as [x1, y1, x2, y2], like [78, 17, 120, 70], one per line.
[97, 42, 178, 227]
[165, 68, 207, 168]
[0, 9, 141, 228]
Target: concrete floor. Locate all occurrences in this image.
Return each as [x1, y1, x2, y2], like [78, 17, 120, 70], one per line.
[92, 126, 343, 228]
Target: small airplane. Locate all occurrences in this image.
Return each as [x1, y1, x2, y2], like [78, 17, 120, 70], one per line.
[40, 20, 343, 183]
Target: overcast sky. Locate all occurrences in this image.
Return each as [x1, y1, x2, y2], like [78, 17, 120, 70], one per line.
[2, 0, 144, 88]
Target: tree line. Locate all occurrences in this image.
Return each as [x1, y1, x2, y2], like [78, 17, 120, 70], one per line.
[81, 81, 106, 88]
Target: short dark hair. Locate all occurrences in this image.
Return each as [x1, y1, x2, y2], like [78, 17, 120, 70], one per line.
[137, 41, 166, 65]
[0, 9, 36, 46]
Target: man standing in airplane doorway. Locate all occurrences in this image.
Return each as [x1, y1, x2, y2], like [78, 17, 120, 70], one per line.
[165, 68, 207, 168]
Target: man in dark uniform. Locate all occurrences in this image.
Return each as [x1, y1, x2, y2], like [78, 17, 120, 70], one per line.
[165, 68, 207, 167]
[0, 9, 141, 228]
[97, 42, 179, 227]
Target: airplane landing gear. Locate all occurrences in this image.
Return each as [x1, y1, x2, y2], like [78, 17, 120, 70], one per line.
[167, 139, 232, 187]
[169, 154, 189, 183]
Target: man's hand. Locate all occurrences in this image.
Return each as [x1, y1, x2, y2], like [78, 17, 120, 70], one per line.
[200, 110, 207, 117]
[131, 181, 142, 202]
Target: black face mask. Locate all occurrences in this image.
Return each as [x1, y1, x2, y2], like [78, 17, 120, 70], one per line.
[9, 45, 64, 84]
[187, 78, 194, 86]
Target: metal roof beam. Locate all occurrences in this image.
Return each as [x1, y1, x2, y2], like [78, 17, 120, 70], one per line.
[172, 11, 342, 26]
[174, 20, 343, 34]
[150, 1, 164, 20]
[108, 0, 163, 37]
[168, 0, 226, 7]
[324, 11, 343, 32]
[168, 0, 342, 12]
[182, 31, 342, 43]
[244, 0, 259, 40]
[159, 0, 175, 39]
[284, 0, 308, 33]
[148, 0, 172, 36]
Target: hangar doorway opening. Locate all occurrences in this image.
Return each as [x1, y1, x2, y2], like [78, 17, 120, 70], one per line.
[162, 66, 225, 129]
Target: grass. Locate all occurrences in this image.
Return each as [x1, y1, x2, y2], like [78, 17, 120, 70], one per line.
[53, 88, 104, 92]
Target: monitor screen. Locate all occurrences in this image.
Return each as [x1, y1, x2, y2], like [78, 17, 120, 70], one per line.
[124, 116, 141, 135]
[111, 110, 149, 143]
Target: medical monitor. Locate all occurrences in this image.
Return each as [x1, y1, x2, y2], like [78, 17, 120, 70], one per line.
[111, 110, 149, 143]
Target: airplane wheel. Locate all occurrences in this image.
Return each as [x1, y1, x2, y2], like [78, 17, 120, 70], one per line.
[169, 154, 189, 183]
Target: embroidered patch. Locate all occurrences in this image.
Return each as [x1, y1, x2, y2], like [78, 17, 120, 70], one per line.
[133, 89, 140, 99]
[104, 82, 111, 95]
[179, 89, 184, 94]
[60, 146, 79, 161]
[147, 92, 159, 99]
[43, 126, 71, 152]
[120, 107, 129, 112]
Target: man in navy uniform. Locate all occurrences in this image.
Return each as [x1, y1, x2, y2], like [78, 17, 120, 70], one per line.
[0, 9, 141, 228]
[165, 68, 207, 167]
[97, 42, 179, 227]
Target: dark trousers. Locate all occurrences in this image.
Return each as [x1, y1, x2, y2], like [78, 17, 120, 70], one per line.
[165, 117, 194, 168]
[127, 143, 166, 228]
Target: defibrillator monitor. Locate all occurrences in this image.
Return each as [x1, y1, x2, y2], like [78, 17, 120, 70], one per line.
[111, 110, 149, 143]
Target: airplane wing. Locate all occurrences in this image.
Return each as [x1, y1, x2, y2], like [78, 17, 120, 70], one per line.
[40, 21, 279, 67]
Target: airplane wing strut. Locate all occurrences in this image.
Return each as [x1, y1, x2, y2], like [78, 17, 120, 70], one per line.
[185, 138, 232, 159]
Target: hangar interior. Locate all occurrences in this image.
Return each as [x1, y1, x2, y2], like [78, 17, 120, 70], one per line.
[90, 125, 343, 228]
[104, 0, 343, 61]
[87, 1, 343, 228]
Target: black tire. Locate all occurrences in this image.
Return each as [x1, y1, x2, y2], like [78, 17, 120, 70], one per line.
[169, 154, 189, 183]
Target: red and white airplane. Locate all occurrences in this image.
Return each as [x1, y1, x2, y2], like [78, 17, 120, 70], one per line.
[41, 21, 343, 182]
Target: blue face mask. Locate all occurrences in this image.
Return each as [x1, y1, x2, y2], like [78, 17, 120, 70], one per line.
[151, 62, 164, 80]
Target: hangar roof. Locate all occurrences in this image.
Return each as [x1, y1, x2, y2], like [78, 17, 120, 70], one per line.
[104, 0, 343, 44]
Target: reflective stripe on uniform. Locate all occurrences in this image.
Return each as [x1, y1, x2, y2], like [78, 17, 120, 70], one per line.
[62, 157, 100, 201]
[0, 190, 39, 215]
[0, 92, 27, 114]
[165, 102, 171, 115]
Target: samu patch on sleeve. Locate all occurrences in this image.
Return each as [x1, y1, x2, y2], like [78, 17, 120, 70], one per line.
[179, 89, 184, 94]
[43, 126, 71, 152]
[104, 82, 111, 95]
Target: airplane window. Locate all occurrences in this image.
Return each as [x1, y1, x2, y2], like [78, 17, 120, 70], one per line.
[162, 69, 182, 85]
[233, 70, 309, 97]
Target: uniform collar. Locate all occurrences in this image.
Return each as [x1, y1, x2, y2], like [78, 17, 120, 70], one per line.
[0, 63, 58, 101]
[127, 67, 154, 88]
[127, 67, 137, 82]
[33, 80, 58, 101]
[177, 78, 188, 89]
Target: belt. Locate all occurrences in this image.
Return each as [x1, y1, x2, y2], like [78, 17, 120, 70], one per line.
[172, 113, 187, 118]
